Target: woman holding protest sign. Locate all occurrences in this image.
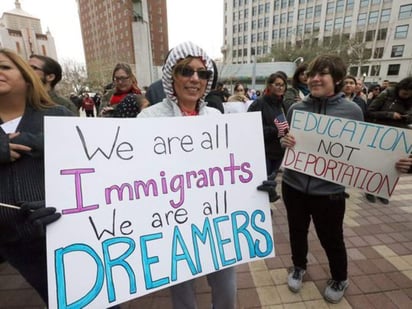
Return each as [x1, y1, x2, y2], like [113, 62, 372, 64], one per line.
[0, 49, 72, 305]
[137, 42, 236, 309]
[280, 54, 364, 304]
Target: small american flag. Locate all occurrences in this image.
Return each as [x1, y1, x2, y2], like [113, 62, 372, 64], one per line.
[274, 113, 289, 137]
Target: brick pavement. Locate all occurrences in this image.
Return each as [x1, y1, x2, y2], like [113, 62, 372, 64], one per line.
[1, 174, 411, 308]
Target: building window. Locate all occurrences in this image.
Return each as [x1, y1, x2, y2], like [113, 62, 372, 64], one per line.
[335, 17, 343, 30]
[314, 5, 321, 17]
[391, 45, 404, 57]
[371, 65, 381, 76]
[349, 67, 358, 76]
[377, 28, 387, 40]
[273, 15, 279, 25]
[347, 0, 354, 10]
[298, 9, 305, 19]
[288, 12, 294, 22]
[336, 0, 344, 12]
[327, 2, 335, 15]
[371, 0, 381, 5]
[325, 20, 333, 32]
[305, 23, 312, 33]
[265, 2, 270, 13]
[280, 13, 287, 23]
[274, 0, 280, 10]
[399, 4, 412, 19]
[258, 18, 264, 28]
[280, 28, 286, 38]
[360, 0, 369, 7]
[306, 7, 313, 19]
[357, 13, 367, 26]
[344, 16, 352, 28]
[395, 25, 409, 39]
[272, 29, 278, 39]
[380, 9, 391, 22]
[281, 0, 287, 9]
[368, 11, 379, 24]
[360, 66, 369, 76]
[252, 20, 257, 29]
[374, 47, 384, 58]
[313, 21, 320, 31]
[258, 4, 264, 14]
[244, 35, 248, 43]
[387, 64, 400, 75]
[252, 6, 257, 15]
[365, 30, 376, 41]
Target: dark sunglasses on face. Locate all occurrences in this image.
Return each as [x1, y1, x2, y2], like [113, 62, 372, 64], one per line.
[178, 67, 212, 80]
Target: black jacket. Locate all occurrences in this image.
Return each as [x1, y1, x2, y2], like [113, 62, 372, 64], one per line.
[368, 88, 412, 128]
[0, 105, 73, 243]
[247, 94, 286, 160]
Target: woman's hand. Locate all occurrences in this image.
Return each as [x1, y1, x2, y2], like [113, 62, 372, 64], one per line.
[8, 133, 31, 162]
[100, 106, 114, 116]
[280, 133, 296, 148]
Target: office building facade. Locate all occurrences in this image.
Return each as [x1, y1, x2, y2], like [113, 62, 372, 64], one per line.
[77, 0, 168, 89]
[223, 0, 412, 83]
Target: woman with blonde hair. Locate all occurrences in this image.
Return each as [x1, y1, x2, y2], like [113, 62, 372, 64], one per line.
[0, 48, 72, 305]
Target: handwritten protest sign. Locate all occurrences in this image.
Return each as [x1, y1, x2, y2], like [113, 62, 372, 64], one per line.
[45, 113, 274, 308]
[282, 111, 412, 198]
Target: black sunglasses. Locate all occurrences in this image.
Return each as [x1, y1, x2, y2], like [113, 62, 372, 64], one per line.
[178, 67, 212, 80]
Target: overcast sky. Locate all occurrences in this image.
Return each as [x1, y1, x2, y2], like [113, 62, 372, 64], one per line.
[0, 0, 224, 63]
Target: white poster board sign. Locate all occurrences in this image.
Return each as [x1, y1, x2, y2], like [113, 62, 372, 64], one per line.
[45, 113, 274, 308]
[223, 100, 253, 114]
[282, 111, 412, 198]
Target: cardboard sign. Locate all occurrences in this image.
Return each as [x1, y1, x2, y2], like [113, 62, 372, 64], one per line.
[45, 113, 274, 308]
[282, 110, 412, 198]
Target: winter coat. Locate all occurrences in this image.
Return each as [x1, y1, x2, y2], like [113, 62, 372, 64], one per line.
[247, 94, 286, 161]
[368, 88, 412, 128]
[0, 105, 73, 243]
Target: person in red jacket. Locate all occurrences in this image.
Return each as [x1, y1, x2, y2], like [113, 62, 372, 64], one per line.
[81, 93, 95, 117]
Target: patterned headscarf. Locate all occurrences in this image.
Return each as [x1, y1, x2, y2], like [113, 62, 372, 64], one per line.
[162, 41, 214, 105]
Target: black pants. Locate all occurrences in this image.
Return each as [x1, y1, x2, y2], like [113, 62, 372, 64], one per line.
[281, 182, 348, 281]
[0, 237, 48, 303]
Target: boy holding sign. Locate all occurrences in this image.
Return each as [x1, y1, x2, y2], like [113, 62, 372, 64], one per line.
[281, 55, 411, 303]
[280, 54, 363, 303]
